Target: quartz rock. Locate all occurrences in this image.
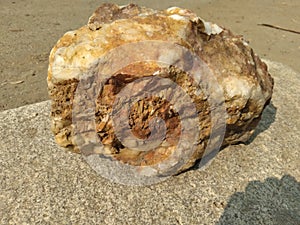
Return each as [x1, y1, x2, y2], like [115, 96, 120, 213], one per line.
[48, 3, 273, 175]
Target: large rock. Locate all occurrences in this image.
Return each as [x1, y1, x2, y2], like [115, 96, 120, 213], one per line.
[47, 3, 273, 177]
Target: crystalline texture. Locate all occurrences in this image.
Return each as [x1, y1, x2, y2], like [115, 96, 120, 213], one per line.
[48, 3, 273, 173]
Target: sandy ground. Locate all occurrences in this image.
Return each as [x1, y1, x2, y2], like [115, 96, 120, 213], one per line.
[0, 0, 299, 111]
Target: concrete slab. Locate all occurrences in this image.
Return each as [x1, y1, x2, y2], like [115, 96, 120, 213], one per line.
[0, 61, 299, 224]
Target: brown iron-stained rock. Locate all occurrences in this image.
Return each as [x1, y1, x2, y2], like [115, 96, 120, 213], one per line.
[47, 4, 273, 174]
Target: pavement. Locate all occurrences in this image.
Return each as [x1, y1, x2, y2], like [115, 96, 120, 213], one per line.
[0, 60, 299, 224]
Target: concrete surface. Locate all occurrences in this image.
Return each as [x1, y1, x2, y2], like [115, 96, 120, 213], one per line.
[0, 60, 299, 224]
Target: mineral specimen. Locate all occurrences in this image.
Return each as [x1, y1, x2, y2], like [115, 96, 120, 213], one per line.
[47, 3, 273, 177]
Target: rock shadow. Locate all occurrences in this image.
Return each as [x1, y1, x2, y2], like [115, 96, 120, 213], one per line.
[245, 101, 277, 145]
[189, 102, 277, 171]
[217, 174, 300, 225]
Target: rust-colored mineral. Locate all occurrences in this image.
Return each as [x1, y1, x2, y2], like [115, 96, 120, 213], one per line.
[48, 3, 273, 176]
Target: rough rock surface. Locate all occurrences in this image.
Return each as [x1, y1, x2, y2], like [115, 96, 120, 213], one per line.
[47, 3, 273, 175]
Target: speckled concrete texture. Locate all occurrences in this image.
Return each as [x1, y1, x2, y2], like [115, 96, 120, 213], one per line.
[0, 61, 299, 224]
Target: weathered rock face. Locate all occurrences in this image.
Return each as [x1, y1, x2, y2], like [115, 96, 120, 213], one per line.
[48, 3, 273, 175]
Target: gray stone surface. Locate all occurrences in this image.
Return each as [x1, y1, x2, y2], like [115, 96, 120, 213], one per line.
[0, 60, 299, 224]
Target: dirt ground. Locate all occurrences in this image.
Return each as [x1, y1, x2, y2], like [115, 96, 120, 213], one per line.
[0, 0, 299, 111]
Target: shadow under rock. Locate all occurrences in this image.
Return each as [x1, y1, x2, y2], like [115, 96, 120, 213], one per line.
[217, 174, 300, 225]
[245, 101, 277, 145]
[189, 102, 277, 171]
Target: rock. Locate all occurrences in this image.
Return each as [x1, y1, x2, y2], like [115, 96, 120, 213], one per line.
[47, 3, 273, 177]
